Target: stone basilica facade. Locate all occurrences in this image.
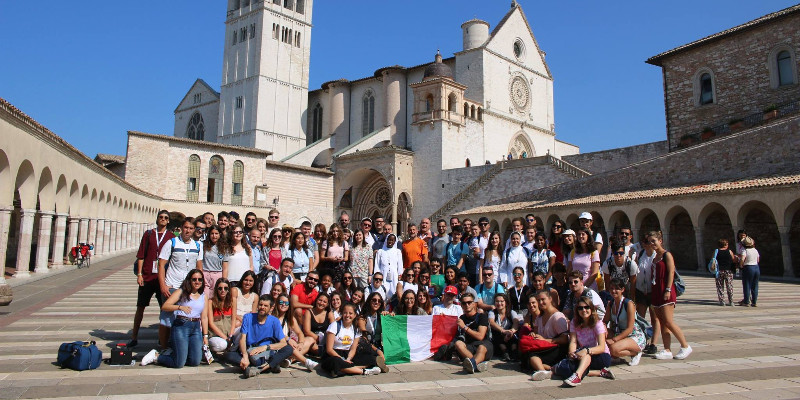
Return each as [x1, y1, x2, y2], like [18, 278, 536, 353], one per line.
[126, 0, 579, 230]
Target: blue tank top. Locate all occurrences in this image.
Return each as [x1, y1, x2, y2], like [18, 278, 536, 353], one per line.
[175, 293, 205, 319]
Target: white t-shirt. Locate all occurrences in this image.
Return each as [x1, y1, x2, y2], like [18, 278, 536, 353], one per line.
[225, 249, 252, 282]
[326, 322, 360, 351]
[159, 238, 204, 288]
[432, 302, 463, 317]
[260, 274, 294, 296]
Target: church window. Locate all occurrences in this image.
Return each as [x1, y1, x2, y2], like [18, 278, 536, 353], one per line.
[295, 31, 301, 47]
[362, 91, 375, 136]
[272, 24, 279, 40]
[296, 0, 305, 14]
[284, 0, 294, 9]
[186, 112, 205, 141]
[698, 73, 714, 105]
[311, 103, 323, 143]
[250, 23, 256, 39]
[477, 107, 483, 121]
[513, 39, 525, 61]
[777, 50, 794, 86]
[232, 161, 244, 205]
[232, 30, 237, 46]
[187, 155, 200, 201]
[471, 105, 476, 118]
[207, 156, 225, 203]
[464, 102, 469, 115]
[240, 27, 247, 43]
[425, 94, 433, 112]
[193, 93, 201, 104]
[447, 93, 457, 112]
[235, 96, 243, 109]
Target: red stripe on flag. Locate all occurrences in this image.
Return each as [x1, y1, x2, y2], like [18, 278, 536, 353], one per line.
[430, 315, 458, 353]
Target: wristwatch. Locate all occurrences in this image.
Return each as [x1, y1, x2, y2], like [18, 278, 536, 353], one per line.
[665, 288, 672, 292]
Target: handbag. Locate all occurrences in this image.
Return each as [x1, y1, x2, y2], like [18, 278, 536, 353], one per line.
[707, 249, 719, 275]
[57, 341, 103, 371]
[673, 270, 685, 297]
[519, 335, 557, 353]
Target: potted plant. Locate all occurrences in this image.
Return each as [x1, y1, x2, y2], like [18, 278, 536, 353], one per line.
[679, 133, 697, 147]
[728, 119, 744, 132]
[763, 104, 778, 121]
[701, 126, 715, 140]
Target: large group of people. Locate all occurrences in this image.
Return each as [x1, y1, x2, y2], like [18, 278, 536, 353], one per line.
[130, 208, 761, 386]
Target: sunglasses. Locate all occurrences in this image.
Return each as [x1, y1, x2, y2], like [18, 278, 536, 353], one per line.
[479, 223, 489, 226]
[576, 305, 591, 311]
[272, 235, 281, 239]
[191, 277, 203, 282]
[483, 273, 493, 277]
[344, 276, 353, 280]
[246, 218, 256, 222]
[157, 215, 170, 220]
[461, 301, 474, 306]
[373, 278, 383, 282]
[278, 301, 290, 306]
[269, 216, 279, 219]
[217, 286, 229, 291]
[553, 225, 562, 229]
[420, 275, 430, 279]
[306, 277, 318, 282]
[513, 273, 523, 277]
[371, 298, 382, 303]
[527, 218, 535, 221]
[620, 232, 631, 236]
[195, 228, 205, 232]
[406, 274, 415, 277]
[233, 231, 244, 235]
[570, 280, 581, 285]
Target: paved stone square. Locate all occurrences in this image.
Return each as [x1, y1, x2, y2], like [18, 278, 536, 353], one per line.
[1, 255, 799, 400]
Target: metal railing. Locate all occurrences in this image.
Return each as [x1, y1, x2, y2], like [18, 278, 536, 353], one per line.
[546, 154, 592, 178]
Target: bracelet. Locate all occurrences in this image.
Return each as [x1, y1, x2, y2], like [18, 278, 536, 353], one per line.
[137, 274, 143, 276]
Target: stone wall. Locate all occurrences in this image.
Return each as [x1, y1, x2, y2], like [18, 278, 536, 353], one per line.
[501, 115, 800, 205]
[441, 164, 493, 202]
[562, 141, 668, 174]
[654, 12, 800, 149]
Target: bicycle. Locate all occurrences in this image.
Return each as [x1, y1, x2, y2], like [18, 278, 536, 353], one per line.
[70, 243, 93, 269]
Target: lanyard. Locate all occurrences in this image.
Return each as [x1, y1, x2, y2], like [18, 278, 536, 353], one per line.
[512, 286, 524, 307]
[154, 229, 167, 248]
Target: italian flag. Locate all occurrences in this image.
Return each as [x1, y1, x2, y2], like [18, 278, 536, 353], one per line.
[381, 315, 459, 364]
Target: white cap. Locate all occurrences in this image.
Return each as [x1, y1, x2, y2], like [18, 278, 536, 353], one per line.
[579, 212, 593, 220]
[562, 229, 576, 236]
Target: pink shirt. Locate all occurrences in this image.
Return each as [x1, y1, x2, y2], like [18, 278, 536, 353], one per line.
[569, 319, 609, 354]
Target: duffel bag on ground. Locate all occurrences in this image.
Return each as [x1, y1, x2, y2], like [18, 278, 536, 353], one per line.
[57, 341, 102, 370]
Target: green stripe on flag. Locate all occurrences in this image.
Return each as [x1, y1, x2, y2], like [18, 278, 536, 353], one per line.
[381, 315, 410, 365]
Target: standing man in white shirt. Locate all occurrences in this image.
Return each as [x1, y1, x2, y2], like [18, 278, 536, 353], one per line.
[579, 212, 604, 254]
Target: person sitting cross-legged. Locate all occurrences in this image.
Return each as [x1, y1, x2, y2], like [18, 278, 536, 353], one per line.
[454, 292, 493, 373]
[227, 295, 294, 378]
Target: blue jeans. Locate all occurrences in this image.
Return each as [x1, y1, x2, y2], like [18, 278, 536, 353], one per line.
[742, 265, 760, 305]
[158, 318, 202, 368]
[226, 344, 294, 370]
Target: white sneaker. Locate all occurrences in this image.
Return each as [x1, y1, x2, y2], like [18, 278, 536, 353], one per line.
[629, 352, 643, 366]
[531, 370, 552, 381]
[304, 358, 319, 371]
[362, 366, 382, 375]
[674, 346, 693, 360]
[140, 349, 158, 366]
[654, 349, 673, 360]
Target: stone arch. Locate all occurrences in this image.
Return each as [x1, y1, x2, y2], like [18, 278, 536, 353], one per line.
[447, 93, 457, 112]
[665, 206, 697, 270]
[500, 217, 512, 241]
[0, 150, 11, 206]
[545, 214, 562, 232]
[489, 219, 500, 234]
[786, 199, 800, 277]
[565, 213, 580, 231]
[89, 189, 98, 217]
[738, 200, 782, 276]
[698, 202, 735, 264]
[311, 148, 334, 168]
[397, 192, 411, 235]
[37, 167, 55, 212]
[463, 102, 469, 116]
[607, 210, 631, 236]
[68, 180, 80, 216]
[15, 160, 37, 209]
[54, 175, 68, 214]
[351, 171, 393, 224]
[635, 208, 661, 242]
[79, 185, 90, 216]
[508, 132, 534, 159]
[168, 211, 186, 230]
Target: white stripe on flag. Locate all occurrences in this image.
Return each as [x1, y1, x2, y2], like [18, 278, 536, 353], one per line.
[406, 315, 434, 362]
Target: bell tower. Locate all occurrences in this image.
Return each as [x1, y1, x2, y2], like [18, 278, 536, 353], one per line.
[218, 0, 313, 160]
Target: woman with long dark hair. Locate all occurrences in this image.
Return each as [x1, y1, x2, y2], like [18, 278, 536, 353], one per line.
[647, 231, 691, 361]
[568, 228, 600, 290]
[395, 289, 426, 315]
[303, 293, 331, 355]
[272, 293, 318, 370]
[321, 303, 386, 377]
[480, 231, 503, 279]
[264, 228, 284, 273]
[488, 293, 519, 361]
[548, 220, 565, 263]
[320, 223, 349, 287]
[205, 277, 238, 353]
[224, 226, 253, 286]
[283, 232, 314, 280]
[202, 225, 229, 297]
[561, 296, 614, 387]
[233, 270, 258, 324]
[141, 269, 207, 368]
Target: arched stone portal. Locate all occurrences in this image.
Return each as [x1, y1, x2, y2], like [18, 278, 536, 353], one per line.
[740, 202, 782, 276]
[508, 132, 534, 159]
[352, 172, 393, 224]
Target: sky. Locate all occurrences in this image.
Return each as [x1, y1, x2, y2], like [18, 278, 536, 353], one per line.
[1, 0, 797, 159]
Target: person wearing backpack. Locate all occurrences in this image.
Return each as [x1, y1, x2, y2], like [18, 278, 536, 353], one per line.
[157, 217, 203, 350]
[714, 239, 736, 306]
[603, 278, 646, 366]
[475, 266, 505, 312]
[601, 239, 638, 302]
[321, 303, 385, 377]
[646, 231, 691, 360]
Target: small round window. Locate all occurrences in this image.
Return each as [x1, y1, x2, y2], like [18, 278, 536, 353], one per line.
[513, 39, 525, 60]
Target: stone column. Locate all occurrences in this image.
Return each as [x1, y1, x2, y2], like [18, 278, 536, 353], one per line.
[391, 201, 398, 235]
[14, 209, 37, 278]
[67, 217, 80, 258]
[78, 218, 89, 244]
[35, 212, 54, 273]
[94, 218, 105, 256]
[0, 208, 12, 283]
[778, 226, 794, 277]
[121, 223, 129, 250]
[110, 221, 118, 253]
[103, 219, 111, 254]
[694, 227, 705, 272]
[87, 218, 97, 253]
[51, 213, 68, 268]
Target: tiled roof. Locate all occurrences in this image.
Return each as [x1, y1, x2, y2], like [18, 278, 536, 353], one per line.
[647, 4, 800, 65]
[334, 145, 413, 161]
[128, 130, 273, 156]
[94, 153, 126, 164]
[458, 174, 800, 215]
